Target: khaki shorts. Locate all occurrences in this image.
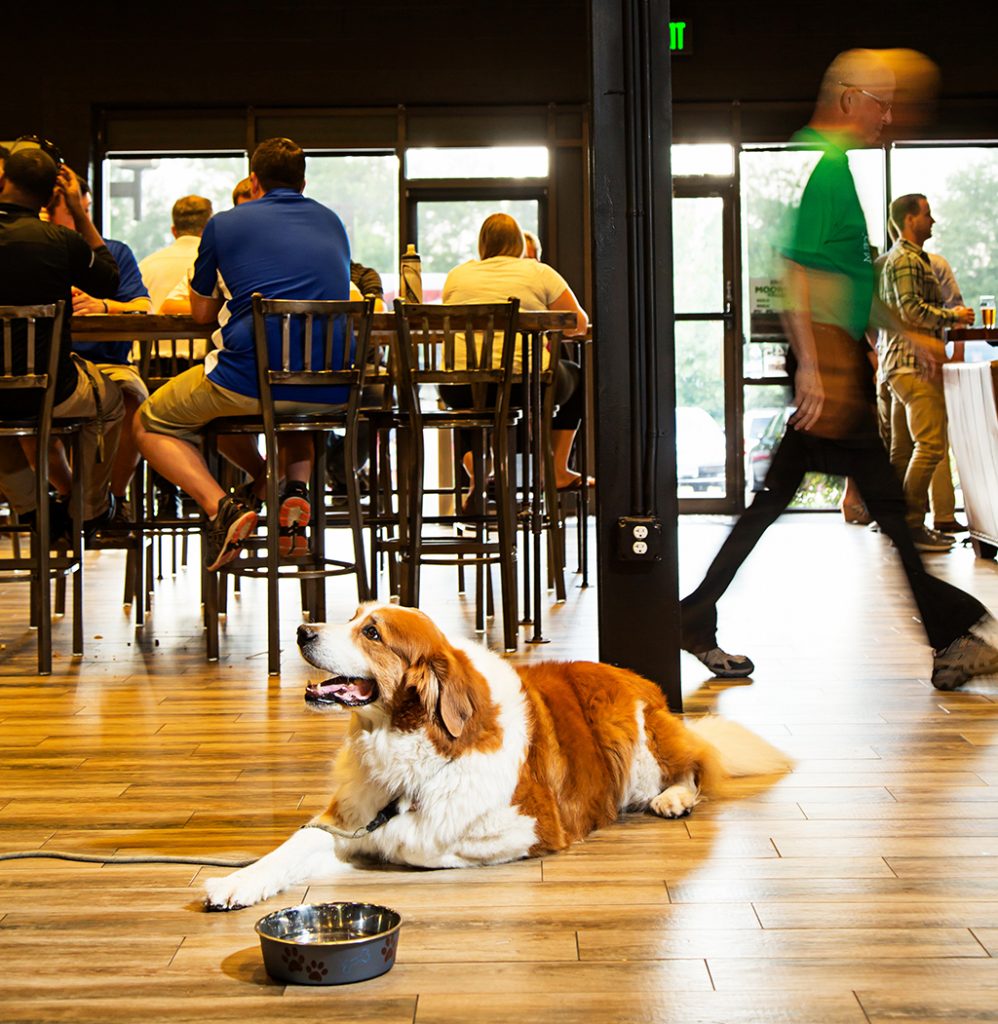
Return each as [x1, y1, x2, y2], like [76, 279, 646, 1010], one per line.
[96, 362, 150, 403]
[138, 364, 343, 440]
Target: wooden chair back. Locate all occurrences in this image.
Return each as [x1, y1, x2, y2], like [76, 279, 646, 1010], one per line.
[250, 294, 374, 435]
[0, 301, 67, 407]
[390, 298, 521, 424]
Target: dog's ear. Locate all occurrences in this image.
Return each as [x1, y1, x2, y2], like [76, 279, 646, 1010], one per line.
[429, 649, 481, 739]
[402, 659, 440, 727]
[403, 650, 479, 740]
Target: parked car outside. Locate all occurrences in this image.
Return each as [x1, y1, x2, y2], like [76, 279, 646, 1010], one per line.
[677, 406, 726, 493]
[746, 406, 793, 491]
[743, 406, 783, 490]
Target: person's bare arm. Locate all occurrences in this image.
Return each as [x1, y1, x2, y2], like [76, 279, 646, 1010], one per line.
[190, 288, 224, 324]
[54, 166, 105, 252]
[157, 272, 195, 315]
[71, 290, 152, 315]
[159, 295, 193, 315]
[548, 287, 589, 337]
[780, 259, 824, 432]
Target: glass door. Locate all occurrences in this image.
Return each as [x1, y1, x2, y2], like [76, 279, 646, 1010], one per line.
[672, 180, 740, 513]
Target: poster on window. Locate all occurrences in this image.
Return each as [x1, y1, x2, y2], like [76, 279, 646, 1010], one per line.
[750, 277, 785, 315]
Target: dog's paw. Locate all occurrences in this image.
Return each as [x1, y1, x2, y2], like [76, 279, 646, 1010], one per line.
[650, 784, 698, 819]
[203, 871, 267, 912]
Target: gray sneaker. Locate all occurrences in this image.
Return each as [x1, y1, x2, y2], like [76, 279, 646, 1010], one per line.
[911, 526, 955, 552]
[204, 495, 258, 571]
[692, 646, 755, 679]
[932, 633, 998, 690]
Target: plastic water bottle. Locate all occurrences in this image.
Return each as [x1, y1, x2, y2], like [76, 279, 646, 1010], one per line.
[400, 244, 422, 304]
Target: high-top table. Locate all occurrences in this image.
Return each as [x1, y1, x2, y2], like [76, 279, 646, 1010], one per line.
[944, 326, 998, 345]
[70, 313, 216, 342]
[943, 326, 998, 560]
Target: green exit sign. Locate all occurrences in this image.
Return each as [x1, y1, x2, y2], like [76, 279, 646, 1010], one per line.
[669, 21, 690, 54]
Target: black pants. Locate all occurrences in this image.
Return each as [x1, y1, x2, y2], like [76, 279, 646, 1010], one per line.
[680, 423, 987, 653]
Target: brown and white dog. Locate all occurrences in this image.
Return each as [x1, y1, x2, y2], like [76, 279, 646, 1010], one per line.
[203, 603, 790, 910]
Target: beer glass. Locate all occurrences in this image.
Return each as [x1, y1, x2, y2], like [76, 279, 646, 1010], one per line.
[981, 295, 996, 328]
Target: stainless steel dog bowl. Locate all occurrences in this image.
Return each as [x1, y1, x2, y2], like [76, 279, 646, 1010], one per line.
[255, 902, 402, 985]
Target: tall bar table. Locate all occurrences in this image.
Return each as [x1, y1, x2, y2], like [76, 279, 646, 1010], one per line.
[943, 326, 998, 560]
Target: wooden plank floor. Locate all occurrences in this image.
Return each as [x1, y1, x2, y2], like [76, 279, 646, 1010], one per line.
[2, 515, 998, 1022]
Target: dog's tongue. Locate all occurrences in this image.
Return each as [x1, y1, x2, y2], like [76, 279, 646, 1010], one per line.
[306, 677, 375, 705]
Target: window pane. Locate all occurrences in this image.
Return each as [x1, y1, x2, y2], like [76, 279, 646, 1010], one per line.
[672, 143, 734, 177]
[847, 148, 886, 254]
[305, 154, 399, 299]
[676, 320, 726, 499]
[103, 154, 247, 261]
[739, 146, 853, 510]
[740, 148, 820, 337]
[673, 196, 724, 313]
[415, 199, 539, 302]
[739, 145, 885, 328]
[891, 145, 998, 327]
[406, 146, 548, 179]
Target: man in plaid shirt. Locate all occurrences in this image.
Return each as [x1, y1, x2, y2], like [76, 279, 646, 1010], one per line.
[878, 193, 974, 550]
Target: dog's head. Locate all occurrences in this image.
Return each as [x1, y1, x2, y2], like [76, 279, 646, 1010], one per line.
[297, 604, 501, 750]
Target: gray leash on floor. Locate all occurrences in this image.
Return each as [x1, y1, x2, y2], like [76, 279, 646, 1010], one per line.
[0, 851, 257, 867]
[0, 799, 403, 868]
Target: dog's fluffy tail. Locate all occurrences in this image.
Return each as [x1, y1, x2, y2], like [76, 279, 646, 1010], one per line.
[686, 715, 792, 778]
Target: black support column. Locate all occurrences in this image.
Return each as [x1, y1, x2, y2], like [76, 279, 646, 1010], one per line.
[590, 0, 681, 708]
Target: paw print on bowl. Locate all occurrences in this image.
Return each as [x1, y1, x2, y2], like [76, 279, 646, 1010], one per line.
[380, 933, 398, 962]
[280, 947, 305, 973]
[306, 959, 329, 982]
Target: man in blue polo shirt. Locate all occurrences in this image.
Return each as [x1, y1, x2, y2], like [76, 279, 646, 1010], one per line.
[135, 137, 351, 571]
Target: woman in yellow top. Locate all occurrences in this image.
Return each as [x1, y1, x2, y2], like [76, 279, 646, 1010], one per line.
[441, 212, 590, 493]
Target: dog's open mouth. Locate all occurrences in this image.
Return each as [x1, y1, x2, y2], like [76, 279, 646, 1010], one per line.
[305, 677, 379, 707]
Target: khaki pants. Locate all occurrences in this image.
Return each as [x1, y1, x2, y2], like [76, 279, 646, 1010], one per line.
[138, 364, 343, 438]
[96, 362, 150, 404]
[889, 384, 956, 522]
[0, 359, 125, 520]
[888, 371, 949, 530]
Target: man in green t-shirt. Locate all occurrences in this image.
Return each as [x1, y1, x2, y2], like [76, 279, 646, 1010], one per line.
[681, 49, 998, 691]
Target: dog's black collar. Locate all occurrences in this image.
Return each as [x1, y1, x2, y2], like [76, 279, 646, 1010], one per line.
[364, 798, 401, 832]
[301, 798, 401, 841]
